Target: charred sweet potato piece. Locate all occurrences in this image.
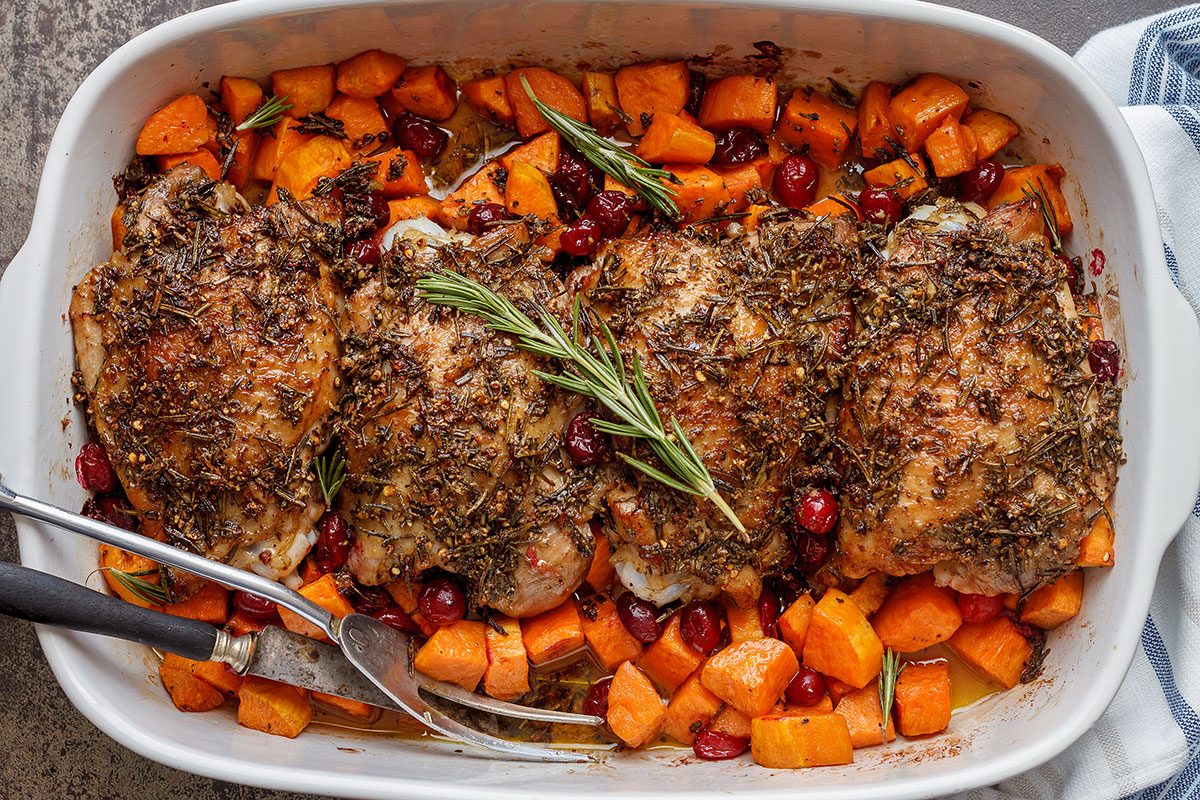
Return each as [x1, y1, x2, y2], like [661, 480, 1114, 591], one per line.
[136, 94, 214, 156]
[582, 71, 622, 135]
[637, 113, 716, 164]
[779, 87, 858, 168]
[483, 615, 530, 700]
[366, 148, 427, 197]
[663, 670, 724, 745]
[392, 65, 458, 121]
[962, 108, 1020, 160]
[414, 620, 489, 691]
[946, 615, 1032, 689]
[888, 73, 969, 151]
[336, 49, 407, 99]
[272, 64, 337, 118]
[699, 74, 778, 133]
[615, 60, 690, 135]
[639, 614, 704, 692]
[893, 661, 952, 737]
[857, 81, 898, 159]
[871, 573, 962, 653]
[579, 594, 643, 671]
[507, 67, 587, 138]
[99, 545, 162, 610]
[803, 589, 884, 689]
[702, 638, 799, 717]
[834, 684, 896, 748]
[751, 713, 854, 768]
[277, 573, 354, 641]
[863, 155, 929, 200]
[219, 76, 264, 126]
[237, 676, 313, 738]
[520, 600, 585, 665]
[464, 74, 515, 126]
[607, 661, 666, 748]
[160, 662, 225, 712]
[924, 116, 977, 178]
[1020, 571, 1084, 630]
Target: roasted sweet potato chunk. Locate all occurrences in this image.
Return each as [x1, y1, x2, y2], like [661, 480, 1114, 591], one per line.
[803, 589, 884, 689]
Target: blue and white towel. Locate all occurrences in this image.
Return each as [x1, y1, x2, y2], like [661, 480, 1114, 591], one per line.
[962, 7, 1200, 799]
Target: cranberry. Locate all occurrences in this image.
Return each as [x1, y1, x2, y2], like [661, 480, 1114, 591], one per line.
[233, 590, 279, 621]
[757, 585, 780, 632]
[552, 148, 595, 216]
[353, 585, 394, 616]
[312, 512, 351, 574]
[858, 186, 903, 227]
[616, 593, 663, 643]
[684, 70, 707, 118]
[466, 202, 512, 236]
[793, 529, 831, 575]
[1089, 340, 1120, 383]
[373, 606, 422, 635]
[392, 112, 448, 159]
[347, 237, 382, 266]
[583, 676, 613, 718]
[82, 496, 136, 531]
[560, 216, 602, 258]
[564, 411, 609, 467]
[956, 593, 1003, 624]
[692, 729, 749, 760]
[773, 154, 819, 208]
[794, 489, 838, 535]
[785, 666, 826, 706]
[1060, 254, 1081, 293]
[711, 128, 767, 168]
[1089, 248, 1107, 276]
[1013, 619, 1046, 647]
[679, 600, 723, 655]
[585, 191, 634, 238]
[363, 190, 390, 231]
[418, 575, 467, 625]
[958, 160, 1004, 204]
[75, 442, 117, 494]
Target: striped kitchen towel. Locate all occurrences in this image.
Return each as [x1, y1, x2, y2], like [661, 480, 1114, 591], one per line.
[961, 6, 1200, 799]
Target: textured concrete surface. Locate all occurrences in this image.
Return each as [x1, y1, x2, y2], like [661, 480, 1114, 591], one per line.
[0, 0, 1177, 797]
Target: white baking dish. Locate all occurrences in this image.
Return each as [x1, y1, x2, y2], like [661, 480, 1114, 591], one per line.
[2, 0, 1198, 797]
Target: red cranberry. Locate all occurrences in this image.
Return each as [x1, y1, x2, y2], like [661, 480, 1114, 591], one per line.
[372, 606, 422, 635]
[1089, 248, 1106, 276]
[774, 154, 819, 208]
[1089, 340, 1120, 383]
[233, 590, 279, 621]
[82, 496, 136, 531]
[757, 585, 780, 632]
[616, 593, 663, 643]
[311, 512, 351, 574]
[418, 576, 467, 625]
[560, 217, 602, 258]
[353, 585, 394, 616]
[793, 529, 831, 575]
[956, 593, 1003, 624]
[693, 729, 749, 760]
[858, 186, 903, 227]
[583, 676, 612, 718]
[794, 489, 838, 535]
[564, 411, 609, 467]
[363, 190, 390, 231]
[466, 202, 512, 236]
[684, 70, 707, 118]
[347, 237, 382, 266]
[679, 600, 723, 655]
[75, 442, 117, 494]
[785, 666, 826, 706]
[1059, 254, 1081, 293]
[1013, 619, 1046, 647]
[585, 191, 634, 238]
[392, 112, 448, 159]
[958, 160, 1003, 204]
[711, 127, 767, 168]
[552, 148, 595, 216]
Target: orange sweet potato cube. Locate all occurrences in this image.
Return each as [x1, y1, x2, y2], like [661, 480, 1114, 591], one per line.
[888, 73, 970, 151]
[585, 525, 616, 591]
[313, 691, 376, 720]
[871, 573, 962, 653]
[857, 81, 898, 160]
[639, 614, 704, 692]
[507, 67, 587, 138]
[156, 149, 222, 182]
[499, 131, 560, 174]
[848, 573, 891, 617]
[520, 601, 585, 665]
[237, 676, 313, 738]
[779, 87, 858, 168]
[946, 615, 1032, 689]
[436, 161, 505, 230]
[607, 661, 666, 748]
[962, 108, 1020, 160]
[701, 638, 799, 718]
[725, 601, 765, 643]
[463, 74, 514, 126]
[386, 196, 440, 226]
[751, 713, 854, 768]
[484, 616, 531, 700]
[271, 64, 336, 118]
[778, 594, 816, 658]
[413, 620, 489, 691]
[835, 684, 896, 748]
[136, 94, 214, 156]
[268, 135, 353, 203]
[923, 116, 977, 178]
[251, 117, 312, 182]
[162, 652, 243, 697]
[579, 594, 643, 671]
[636, 113, 717, 164]
[894, 661, 952, 737]
[986, 163, 1073, 234]
[278, 573, 354, 641]
[825, 677, 856, 704]
[698, 74, 779, 133]
[1078, 512, 1116, 568]
[391, 65, 457, 121]
[662, 670, 723, 745]
[159, 663, 225, 712]
[336, 49, 407, 99]
[803, 588, 885, 689]
[163, 581, 229, 625]
[1020, 571, 1084, 630]
[709, 706, 752, 738]
[664, 164, 730, 223]
[786, 693, 834, 715]
[864, 156, 930, 200]
[366, 148, 427, 198]
[325, 93, 389, 149]
[582, 71, 621, 135]
[615, 60, 690, 136]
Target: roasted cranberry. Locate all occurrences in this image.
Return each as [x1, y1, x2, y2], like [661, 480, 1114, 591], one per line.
[233, 590, 279, 621]
[552, 148, 595, 215]
[858, 186, 903, 227]
[1013, 619, 1046, 647]
[75, 442, 117, 494]
[1089, 340, 1120, 383]
[373, 606, 422, 635]
[311, 512, 351, 574]
[1089, 248, 1107, 276]
[684, 70, 707, 118]
[679, 599, 723, 655]
[561, 216, 603, 258]
[392, 112, 448, 159]
[956, 593, 1004, 624]
[774, 154, 819, 208]
[693, 729, 749, 760]
[418, 575, 467, 625]
[616, 593, 663, 643]
[82, 496, 136, 531]
[364, 190, 390, 230]
[466, 202, 512, 236]
[757, 585, 780, 632]
[347, 237, 382, 266]
[794, 489, 838, 535]
[585, 191, 634, 238]
[353, 586, 394, 616]
[583, 676, 613, 718]
[564, 411, 609, 467]
[711, 127, 767, 168]
[793, 529, 831, 574]
[958, 160, 1004, 204]
[785, 666, 826, 706]
[1060, 254, 1081, 293]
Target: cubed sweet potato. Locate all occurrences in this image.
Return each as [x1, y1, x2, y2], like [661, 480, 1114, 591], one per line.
[1020, 571, 1084, 630]
[1078, 511, 1115, 568]
[268, 135, 352, 203]
[698, 75, 778, 133]
[615, 60, 690, 135]
[702, 638, 799, 718]
[946, 615, 1032, 689]
[237, 676, 313, 738]
[637, 113, 716, 164]
[505, 161, 559, 220]
[714, 163, 761, 213]
[506, 67, 587, 138]
[99, 545, 162, 610]
[662, 670, 723, 745]
[825, 677, 856, 704]
[864, 155, 929, 200]
[272, 64, 337, 118]
[392, 65, 458, 121]
[336, 49, 407, 99]
[804, 195, 860, 219]
[664, 164, 730, 223]
[164, 581, 229, 625]
[136, 94, 214, 156]
[871, 573, 962, 653]
[414, 620, 489, 691]
[751, 713, 854, 768]
[962, 108, 1020, 160]
[857, 81, 898, 159]
[251, 118, 312, 182]
[160, 663, 225, 712]
[157, 149, 221, 182]
[607, 661, 666, 748]
[387, 195, 440, 226]
[779, 87, 858, 168]
[848, 573, 891, 617]
[786, 694, 834, 715]
[888, 73, 970, 151]
[893, 661, 951, 737]
[639, 614, 705, 692]
[579, 594, 643, 671]
[464, 74, 514, 126]
[227, 610, 268, 637]
[803, 588, 884, 689]
[778, 594, 815, 658]
[585, 525, 616, 591]
[834, 684, 896, 748]
[709, 705, 753, 738]
[366, 148, 427, 197]
[436, 160, 505, 230]
[325, 93, 389, 149]
[582, 71, 622, 135]
[313, 691, 376, 720]
[277, 573, 354, 641]
[219, 76, 264, 126]
[499, 131, 560, 174]
[483, 615, 530, 700]
[986, 164, 1073, 235]
[163, 652, 244, 696]
[225, 129, 260, 189]
[521, 600, 585, 665]
[724, 601, 765, 643]
[924, 116, 977, 178]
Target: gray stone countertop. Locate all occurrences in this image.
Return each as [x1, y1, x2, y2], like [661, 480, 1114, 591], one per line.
[0, 1, 1177, 797]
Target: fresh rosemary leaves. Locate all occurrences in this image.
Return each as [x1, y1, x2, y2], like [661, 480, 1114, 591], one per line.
[236, 95, 292, 132]
[416, 270, 746, 532]
[1021, 177, 1063, 253]
[517, 76, 682, 220]
[102, 567, 170, 606]
[878, 648, 905, 732]
[314, 448, 347, 506]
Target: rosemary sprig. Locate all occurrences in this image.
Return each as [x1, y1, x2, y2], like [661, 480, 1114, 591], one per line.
[102, 567, 170, 606]
[878, 648, 906, 733]
[416, 270, 746, 532]
[236, 95, 292, 132]
[1021, 177, 1063, 253]
[314, 448, 347, 506]
[517, 76, 681, 220]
